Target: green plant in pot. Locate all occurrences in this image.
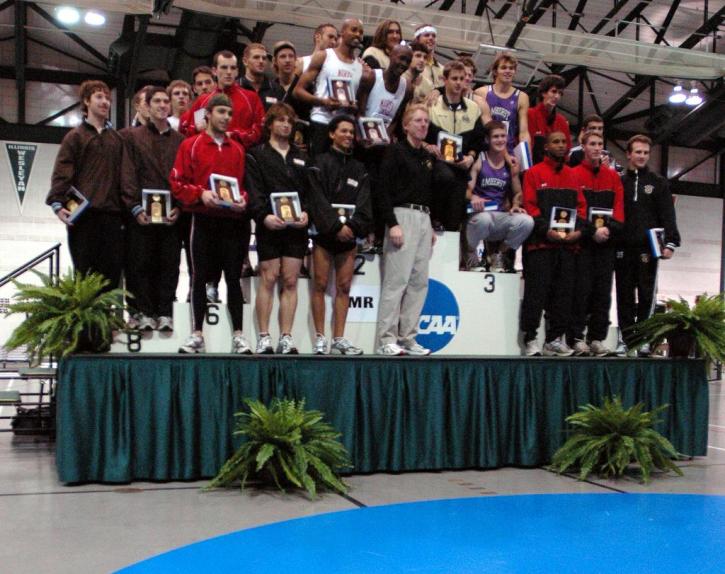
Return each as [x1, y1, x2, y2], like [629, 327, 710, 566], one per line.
[549, 396, 683, 484]
[626, 293, 725, 363]
[5, 270, 125, 363]
[206, 397, 351, 499]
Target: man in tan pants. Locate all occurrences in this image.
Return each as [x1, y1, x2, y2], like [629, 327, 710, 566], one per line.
[375, 105, 436, 356]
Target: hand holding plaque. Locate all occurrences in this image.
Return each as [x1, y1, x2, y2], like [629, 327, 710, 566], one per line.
[209, 174, 242, 208]
[437, 132, 463, 163]
[270, 192, 303, 226]
[64, 186, 90, 224]
[549, 206, 576, 239]
[142, 189, 172, 224]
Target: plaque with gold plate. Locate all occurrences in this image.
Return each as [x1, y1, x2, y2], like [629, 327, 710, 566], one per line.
[549, 206, 577, 238]
[588, 207, 613, 230]
[270, 192, 302, 225]
[142, 189, 172, 224]
[358, 117, 389, 145]
[65, 186, 90, 223]
[331, 203, 355, 224]
[209, 173, 241, 208]
[328, 77, 354, 106]
[437, 131, 463, 163]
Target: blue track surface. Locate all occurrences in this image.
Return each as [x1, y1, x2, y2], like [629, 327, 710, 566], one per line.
[118, 494, 725, 573]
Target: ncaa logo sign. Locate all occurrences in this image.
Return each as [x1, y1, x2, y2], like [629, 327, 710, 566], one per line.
[416, 279, 460, 353]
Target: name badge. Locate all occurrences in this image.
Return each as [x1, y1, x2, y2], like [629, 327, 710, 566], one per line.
[265, 97, 278, 104]
[293, 158, 306, 166]
[347, 178, 358, 187]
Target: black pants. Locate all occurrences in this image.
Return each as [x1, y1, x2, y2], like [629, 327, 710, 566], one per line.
[568, 245, 615, 343]
[615, 246, 658, 345]
[309, 121, 330, 158]
[357, 145, 386, 241]
[432, 162, 467, 231]
[126, 220, 181, 317]
[67, 210, 124, 289]
[206, 218, 251, 287]
[190, 214, 248, 331]
[520, 248, 577, 342]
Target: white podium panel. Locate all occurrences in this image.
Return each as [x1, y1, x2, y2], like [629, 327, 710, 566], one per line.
[110, 232, 523, 355]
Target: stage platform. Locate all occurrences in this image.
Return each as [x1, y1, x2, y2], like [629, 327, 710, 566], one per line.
[55, 354, 708, 484]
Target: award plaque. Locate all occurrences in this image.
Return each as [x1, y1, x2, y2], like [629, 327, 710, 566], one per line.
[466, 200, 500, 214]
[332, 203, 355, 224]
[358, 117, 389, 145]
[549, 206, 577, 238]
[65, 186, 90, 223]
[648, 227, 665, 258]
[209, 173, 241, 207]
[513, 140, 532, 171]
[328, 77, 355, 106]
[271, 191, 302, 225]
[142, 189, 172, 224]
[588, 207, 613, 229]
[437, 132, 463, 162]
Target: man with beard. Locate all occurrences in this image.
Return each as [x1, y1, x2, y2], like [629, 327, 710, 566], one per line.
[171, 94, 251, 354]
[308, 115, 372, 355]
[294, 18, 364, 157]
[412, 23, 444, 100]
[520, 131, 586, 357]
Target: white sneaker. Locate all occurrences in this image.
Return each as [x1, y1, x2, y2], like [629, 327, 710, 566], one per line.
[572, 339, 591, 356]
[401, 341, 431, 356]
[637, 343, 652, 357]
[255, 334, 273, 354]
[331, 337, 363, 355]
[313, 334, 329, 355]
[377, 343, 406, 356]
[543, 337, 575, 357]
[589, 340, 613, 357]
[179, 334, 205, 354]
[138, 315, 157, 331]
[524, 339, 542, 356]
[277, 334, 298, 354]
[157, 316, 174, 332]
[615, 340, 628, 357]
[126, 315, 140, 330]
[232, 334, 252, 354]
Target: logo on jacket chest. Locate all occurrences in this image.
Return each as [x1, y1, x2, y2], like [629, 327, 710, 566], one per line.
[643, 184, 654, 195]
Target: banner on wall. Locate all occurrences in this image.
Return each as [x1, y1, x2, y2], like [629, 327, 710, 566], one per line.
[5, 143, 37, 210]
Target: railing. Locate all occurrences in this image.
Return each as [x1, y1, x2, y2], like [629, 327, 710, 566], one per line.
[0, 243, 61, 288]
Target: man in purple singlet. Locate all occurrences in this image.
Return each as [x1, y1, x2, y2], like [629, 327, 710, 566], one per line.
[474, 53, 530, 154]
[464, 120, 533, 271]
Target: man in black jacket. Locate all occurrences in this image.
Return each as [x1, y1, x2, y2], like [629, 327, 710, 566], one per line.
[615, 134, 680, 355]
[308, 115, 372, 355]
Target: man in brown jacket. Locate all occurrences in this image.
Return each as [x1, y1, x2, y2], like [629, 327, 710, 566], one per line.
[46, 80, 124, 287]
[121, 87, 185, 332]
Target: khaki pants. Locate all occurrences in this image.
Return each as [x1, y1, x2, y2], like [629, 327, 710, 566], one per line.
[376, 207, 432, 347]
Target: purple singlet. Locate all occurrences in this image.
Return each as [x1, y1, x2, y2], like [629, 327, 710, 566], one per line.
[485, 87, 520, 153]
[473, 153, 509, 209]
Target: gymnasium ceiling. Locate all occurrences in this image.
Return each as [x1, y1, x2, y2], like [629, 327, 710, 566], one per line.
[0, 0, 724, 159]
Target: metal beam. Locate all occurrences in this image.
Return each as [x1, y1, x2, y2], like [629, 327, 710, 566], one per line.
[506, 0, 555, 48]
[495, 0, 517, 19]
[582, 70, 602, 117]
[568, 0, 588, 31]
[0, 65, 115, 85]
[0, 0, 15, 12]
[27, 35, 107, 72]
[35, 101, 81, 126]
[0, 123, 71, 143]
[605, 2, 651, 38]
[27, 2, 108, 65]
[652, 0, 680, 45]
[670, 149, 723, 181]
[590, 0, 630, 34]
[474, 0, 490, 16]
[15, 0, 26, 124]
[125, 15, 149, 98]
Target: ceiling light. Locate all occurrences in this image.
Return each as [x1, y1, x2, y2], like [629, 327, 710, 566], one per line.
[84, 11, 106, 26]
[55, 6, 80, 25]
[685, 87, 703, 107]
[668, 84, 686, 104]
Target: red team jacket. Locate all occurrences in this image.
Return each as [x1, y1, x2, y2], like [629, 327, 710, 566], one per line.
[179, 84, 265, 149]
[169, 132, 249, 218]
[527, 102, 573, 152]
[572, 160, 625, 222]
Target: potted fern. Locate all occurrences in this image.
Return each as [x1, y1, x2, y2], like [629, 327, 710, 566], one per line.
[5, 270, 125, 363]
[206, 397, 351, 499]
[626, 293, 725, 362]
[549, 396, 683, 484]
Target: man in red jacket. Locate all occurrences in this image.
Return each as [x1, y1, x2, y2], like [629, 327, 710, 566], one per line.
[179, 50, 265, 148]
[568, 131, 625, 356]
[527, 74, 572, 164]
[520, 130, 586, 357]
[170, 94, 251, 354]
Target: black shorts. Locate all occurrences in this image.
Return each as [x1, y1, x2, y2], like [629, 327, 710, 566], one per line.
[256, 226, 309, 262]
[313, 234, 356, 256]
